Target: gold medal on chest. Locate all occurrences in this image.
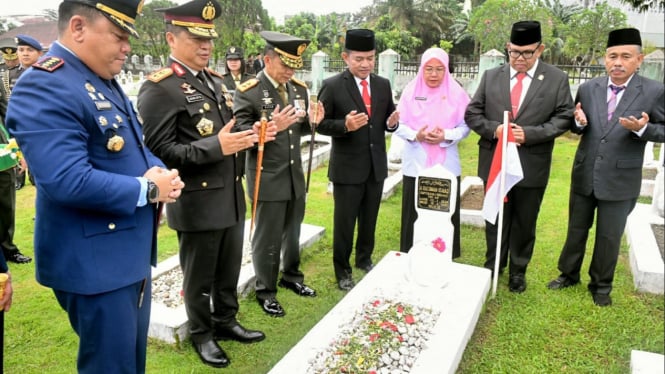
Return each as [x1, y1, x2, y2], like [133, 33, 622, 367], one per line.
[196, 117, 214, 136]
[107, 134, 125, 152]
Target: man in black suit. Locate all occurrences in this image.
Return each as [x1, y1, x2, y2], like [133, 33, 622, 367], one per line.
[137, 0, 266, 368]
[233, 31, 321, 317]
[317, 29, 400, 291]
[465, 21, 573, 293]
[547, 28, 664, 306]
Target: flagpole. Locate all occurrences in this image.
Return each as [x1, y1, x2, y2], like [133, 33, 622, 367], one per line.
[491, 111, 510, 298]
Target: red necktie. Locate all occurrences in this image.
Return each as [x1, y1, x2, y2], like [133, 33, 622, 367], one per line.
[360, 79, 371, 116]
[607, 84, 625, 121]
[510, 72, 526, 118]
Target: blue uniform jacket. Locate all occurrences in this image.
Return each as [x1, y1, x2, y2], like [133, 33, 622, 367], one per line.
[6, 42, 164, 295]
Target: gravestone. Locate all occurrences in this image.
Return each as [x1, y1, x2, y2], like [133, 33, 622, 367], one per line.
[406, 164, 457, 287]
[413, 164, 457, 247]
[144, 55, 153, 70]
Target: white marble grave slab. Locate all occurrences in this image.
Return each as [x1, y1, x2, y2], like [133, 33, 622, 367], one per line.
[626, 203, 664, 294]
[269, 251, 491, 374]
[148, 222, 325, 344]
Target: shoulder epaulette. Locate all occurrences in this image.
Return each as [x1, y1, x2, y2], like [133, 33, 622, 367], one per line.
[237, 78, 259, 93]
[290, 77, 307, 88]
[33, 56, 64, 72]
[206, 68, 224, 79]
[147, 68, 173, 83]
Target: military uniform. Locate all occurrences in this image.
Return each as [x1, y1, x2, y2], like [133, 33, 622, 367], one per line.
[233, 31, 316, 316]
[221, 46, 254, 93]
[138, 0, 263, 368]
[139, 59, 248, 338]
[6, 0, 164, 372]
[12, 34, 44, 190]
[0, 40, 19, 124]
[0, 40, 30, 263]
[222, 46, 253, 179]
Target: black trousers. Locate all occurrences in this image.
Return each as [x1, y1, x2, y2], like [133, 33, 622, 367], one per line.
[178, 223, 243, 343]
[483, 184, 546, 276]
[400, 175, 462, 258]
[0, 169, 18, 255]
[332, 175, 384, 281]
[556, 191, 636, 295]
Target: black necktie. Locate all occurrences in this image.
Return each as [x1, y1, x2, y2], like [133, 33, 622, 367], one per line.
[197, 71, 214, 92]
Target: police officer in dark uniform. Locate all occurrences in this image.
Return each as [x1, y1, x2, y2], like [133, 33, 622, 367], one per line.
[222, 46, 253, 93]
[222, 46, 253, 181]
[233, 31, 322, 318]
[137, 0, 266, 368]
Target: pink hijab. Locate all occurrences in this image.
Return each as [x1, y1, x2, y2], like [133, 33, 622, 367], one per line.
[397, 48, 470, 167]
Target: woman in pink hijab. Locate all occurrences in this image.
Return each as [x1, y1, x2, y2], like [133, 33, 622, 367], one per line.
[394, 47, 470, 256]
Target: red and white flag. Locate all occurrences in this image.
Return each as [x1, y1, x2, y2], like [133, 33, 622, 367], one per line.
[482, 114, 524, 224]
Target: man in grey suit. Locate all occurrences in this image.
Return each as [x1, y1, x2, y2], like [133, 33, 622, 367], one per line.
[547, 28, 664, 306]
[465, 21, 573, 293]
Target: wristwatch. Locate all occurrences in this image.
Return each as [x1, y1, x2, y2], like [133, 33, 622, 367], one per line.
[146, 180, 159, 204]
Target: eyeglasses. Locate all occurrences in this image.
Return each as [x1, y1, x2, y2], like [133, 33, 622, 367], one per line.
[424, 67, 446, 75]
[508, 43, 541, 59]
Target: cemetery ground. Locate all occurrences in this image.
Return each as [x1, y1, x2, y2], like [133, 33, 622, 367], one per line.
[5, 132, 664, 373]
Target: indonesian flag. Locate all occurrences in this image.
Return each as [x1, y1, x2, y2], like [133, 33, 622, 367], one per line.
[482, 113, 524, 224]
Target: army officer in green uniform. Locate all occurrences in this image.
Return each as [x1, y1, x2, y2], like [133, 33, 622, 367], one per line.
[233, 31, 323, 317]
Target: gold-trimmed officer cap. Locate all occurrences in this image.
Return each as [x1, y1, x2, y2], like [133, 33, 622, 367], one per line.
[259, 31, 310, 69]
[157, 0, 221, 39]
[63, 0, 144, 38]
[225, 46, 243, 59]
[0, 38, 18, 61]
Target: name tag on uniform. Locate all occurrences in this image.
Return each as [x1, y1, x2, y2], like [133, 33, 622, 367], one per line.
[186, 94, 204, 103]
[95, 101, 112, 110]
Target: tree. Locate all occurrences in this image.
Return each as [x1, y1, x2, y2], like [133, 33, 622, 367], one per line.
[370, 0, 460, 55]
[131, 0, 175, 60]
[373, 15, 422, 58]
[467, 0, 556, 56]
[538, 0, 582, 64]
[619, 0, 664, 12]
[561, 2, 628, 64]
[130, 0, 269, 67]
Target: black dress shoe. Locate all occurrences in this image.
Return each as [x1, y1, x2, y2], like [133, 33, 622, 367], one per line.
[355, 263, 374, 272]
[592, 293, 612, 307]
[508, 274, 527, 293]
[259, 297, 285, 317]
[278, 279, 317, 297]
[4, 250, 32, 264]
[338, 278, 355, 291]
[547, 276, 580, 290]
[192, 339, 229, 368]
[214, 323, 265, 343]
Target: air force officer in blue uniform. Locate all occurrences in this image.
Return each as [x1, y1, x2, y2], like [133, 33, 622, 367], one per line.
[6, 0, 184, 372]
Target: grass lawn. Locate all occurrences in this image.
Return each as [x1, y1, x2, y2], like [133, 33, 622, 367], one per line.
[4, 132, 664, 373]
